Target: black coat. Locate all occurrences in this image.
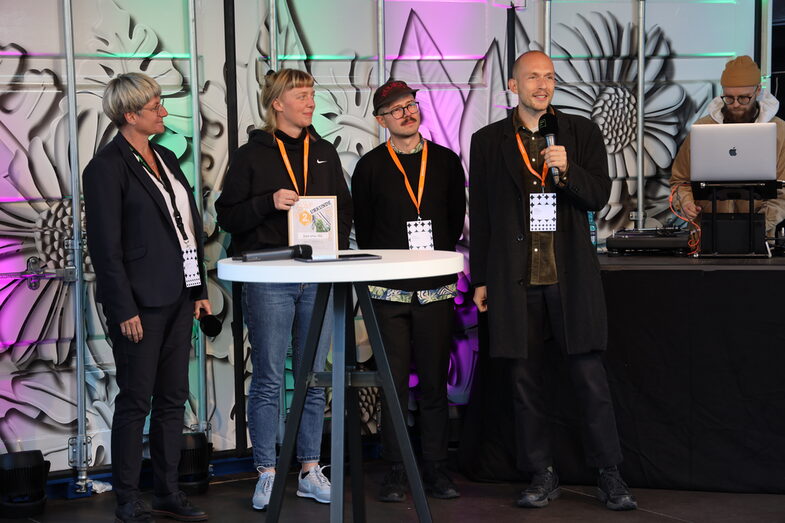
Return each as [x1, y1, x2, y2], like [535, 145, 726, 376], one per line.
[84, 133, 207, 325]
[469, 109, 610, 358]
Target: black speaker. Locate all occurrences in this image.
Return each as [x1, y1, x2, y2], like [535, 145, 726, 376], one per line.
[0, 450, 50, 518]
[178, 433, 212, 495]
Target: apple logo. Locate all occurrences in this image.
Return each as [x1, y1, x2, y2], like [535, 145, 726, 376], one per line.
[729, 147, 737, 157]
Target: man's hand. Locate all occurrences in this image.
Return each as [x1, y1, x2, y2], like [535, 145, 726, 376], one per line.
[473, 285, 488, 312]
[680, 200, 702, 220]
[542, 145, 569, 175]
[194, 299, 212, 320]
[120, 315, 143, 343]
[273, 189, 299, 210]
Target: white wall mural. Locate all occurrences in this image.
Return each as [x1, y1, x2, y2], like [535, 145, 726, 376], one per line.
[0, 0, 757, 472]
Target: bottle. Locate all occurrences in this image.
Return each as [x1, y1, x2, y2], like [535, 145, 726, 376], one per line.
[588, 211, 598, 249]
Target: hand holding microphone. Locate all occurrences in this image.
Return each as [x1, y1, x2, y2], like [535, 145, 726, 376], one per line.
[538, 113, 568, 185]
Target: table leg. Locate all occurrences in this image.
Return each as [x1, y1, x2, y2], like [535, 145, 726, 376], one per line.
[330, 283, 348, 522]
[354, 284, 433, 523]
[345, 293, 366, 523]
[266, 283, 332, 522]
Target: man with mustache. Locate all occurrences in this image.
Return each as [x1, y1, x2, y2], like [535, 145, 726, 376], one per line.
[670, 55, 785, 235]
[352, 80, 466, 503]
[469, 51, 637, 511]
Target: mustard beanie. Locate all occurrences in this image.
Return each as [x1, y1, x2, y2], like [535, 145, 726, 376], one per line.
[720, 56, 761, 87]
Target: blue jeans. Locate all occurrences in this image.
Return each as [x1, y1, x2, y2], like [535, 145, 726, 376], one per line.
[243, 282, 332, 468]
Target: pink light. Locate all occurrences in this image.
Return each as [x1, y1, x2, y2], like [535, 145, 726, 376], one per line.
[0, 337, 62, 349]
[386, 54, 485, 60]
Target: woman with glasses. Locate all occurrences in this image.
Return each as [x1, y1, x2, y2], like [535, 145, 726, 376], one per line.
[83, 72, 211, 523]
[670, 55, 785, 235]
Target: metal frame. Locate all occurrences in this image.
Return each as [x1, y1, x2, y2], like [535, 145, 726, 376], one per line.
[62, 0, 90, 493]
[636, 0, 646, 229]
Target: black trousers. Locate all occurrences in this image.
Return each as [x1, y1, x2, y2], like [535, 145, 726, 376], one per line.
[372, 298, 453, 463]
[107, 288, 193, 505]
[511, 284, 622, 473]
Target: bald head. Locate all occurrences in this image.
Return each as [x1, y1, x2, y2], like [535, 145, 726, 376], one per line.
[511, 50, 554, 79]
[508, 51, 556, 122]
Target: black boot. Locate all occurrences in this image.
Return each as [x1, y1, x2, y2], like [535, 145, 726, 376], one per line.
[378, 462, 407, 502]
[422, 461, 460, 499]
[151, 490, 208, 521]
[598, 466, 637, 511]
[115, 499, 154, 523]
[516, 468, 560, 508]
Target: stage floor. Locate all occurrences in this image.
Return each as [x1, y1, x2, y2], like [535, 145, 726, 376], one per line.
[23, 462, 785, 522]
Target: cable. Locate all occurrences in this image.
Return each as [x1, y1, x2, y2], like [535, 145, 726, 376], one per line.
[669, 182, 701, 255]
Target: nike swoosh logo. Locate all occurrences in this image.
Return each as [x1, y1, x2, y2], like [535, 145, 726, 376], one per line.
[316, 159, 327, 164]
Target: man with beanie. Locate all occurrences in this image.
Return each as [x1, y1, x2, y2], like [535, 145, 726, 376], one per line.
[670, 55, 785, 235]
[351, 80, 466, 502]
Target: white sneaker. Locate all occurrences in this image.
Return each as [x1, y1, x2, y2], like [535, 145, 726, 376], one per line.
[296, 464, 331, 503]
[252, 469, 275, 510]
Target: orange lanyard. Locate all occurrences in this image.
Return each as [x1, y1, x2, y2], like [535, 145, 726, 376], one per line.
[386, 139, 428, 218]
[515, 133, 549, 187]
[276, 133, 310, 195]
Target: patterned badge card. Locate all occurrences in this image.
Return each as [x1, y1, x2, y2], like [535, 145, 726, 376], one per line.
[406, 219, 434, 250]
[529, 192, 557, 232]
[182, 246, 201, 288]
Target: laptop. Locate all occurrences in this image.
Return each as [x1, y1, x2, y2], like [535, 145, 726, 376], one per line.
[690, 122, 777, 182]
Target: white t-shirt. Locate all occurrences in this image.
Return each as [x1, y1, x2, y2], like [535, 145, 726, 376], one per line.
[147, 150, 197, 251]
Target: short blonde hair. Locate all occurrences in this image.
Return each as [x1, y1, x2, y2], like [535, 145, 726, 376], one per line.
[103, 73, 161, 128]
[260, 68, 314, 133]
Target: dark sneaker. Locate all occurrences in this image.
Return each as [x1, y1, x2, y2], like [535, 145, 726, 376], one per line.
[151, 490, 208, 521]
[115, 498, 154, 523]
[378, 463, 407, 502]
[423, 461, 460, 499]
[516, 468, 560, 508]
[598, 466, 638, 511]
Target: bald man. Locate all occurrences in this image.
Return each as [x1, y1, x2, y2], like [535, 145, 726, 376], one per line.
[469, 51, 636, 511]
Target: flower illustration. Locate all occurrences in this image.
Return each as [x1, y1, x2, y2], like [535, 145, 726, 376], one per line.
[0, 0, 196, 468]
[551, 12, 691, 225]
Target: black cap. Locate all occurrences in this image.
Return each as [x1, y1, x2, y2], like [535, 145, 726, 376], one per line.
[373, 80, 418, 115]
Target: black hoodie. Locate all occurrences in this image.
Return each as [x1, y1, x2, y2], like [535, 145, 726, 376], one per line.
[216, 126, 352, 254]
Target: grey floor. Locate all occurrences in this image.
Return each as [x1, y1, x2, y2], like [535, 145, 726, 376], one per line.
[10, 464, 785, 522]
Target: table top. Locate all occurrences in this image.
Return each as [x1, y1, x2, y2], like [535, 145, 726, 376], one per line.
[600, 253, 785, 271]
[217, 249, 465, 283]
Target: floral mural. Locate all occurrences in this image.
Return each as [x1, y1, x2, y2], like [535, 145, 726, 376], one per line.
[0, 0, 751, 472]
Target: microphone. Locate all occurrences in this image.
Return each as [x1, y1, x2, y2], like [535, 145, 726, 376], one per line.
[199, 314, 222, 337]
[240, 244, 313, 262]
[537, 113, 561, 184]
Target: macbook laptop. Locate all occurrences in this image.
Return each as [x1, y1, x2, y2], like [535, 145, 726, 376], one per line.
[690, 122, 777, 182]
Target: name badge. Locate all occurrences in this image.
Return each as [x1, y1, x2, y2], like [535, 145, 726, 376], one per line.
[406, 219, 434, 250]
[530, 193, 557, 232]
[183, 246, 201, 288]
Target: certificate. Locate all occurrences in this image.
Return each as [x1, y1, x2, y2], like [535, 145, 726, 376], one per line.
[288, 196, 339, 259]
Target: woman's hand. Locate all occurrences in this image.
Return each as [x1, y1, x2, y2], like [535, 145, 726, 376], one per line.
[194, 299, 212, 320]
[120, 315, 144, 343]
[273, 189, 299, 210]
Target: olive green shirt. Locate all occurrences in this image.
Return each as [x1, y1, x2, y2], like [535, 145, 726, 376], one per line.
[512, 111, 558, 285]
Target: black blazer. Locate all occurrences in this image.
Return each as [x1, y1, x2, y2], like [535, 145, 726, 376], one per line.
[84, 133, 207, 324]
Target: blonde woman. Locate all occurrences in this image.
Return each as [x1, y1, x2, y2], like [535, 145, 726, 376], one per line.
[215, 69, 352, 510]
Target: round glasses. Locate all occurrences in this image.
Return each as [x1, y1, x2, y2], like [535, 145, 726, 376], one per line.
[378, 101, 419, 119]
[720, 95, 754, 106]
[140, 99, 166, 115]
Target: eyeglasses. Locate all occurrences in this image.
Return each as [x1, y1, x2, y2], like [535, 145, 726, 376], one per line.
[721, 94, 755, 106]
[140, 99, 166, 115]
[378, 101, 419, 119]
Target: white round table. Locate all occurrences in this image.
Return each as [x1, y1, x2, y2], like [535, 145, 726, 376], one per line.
[217, 249, 462, 523]
[217, 249, 463, 283]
